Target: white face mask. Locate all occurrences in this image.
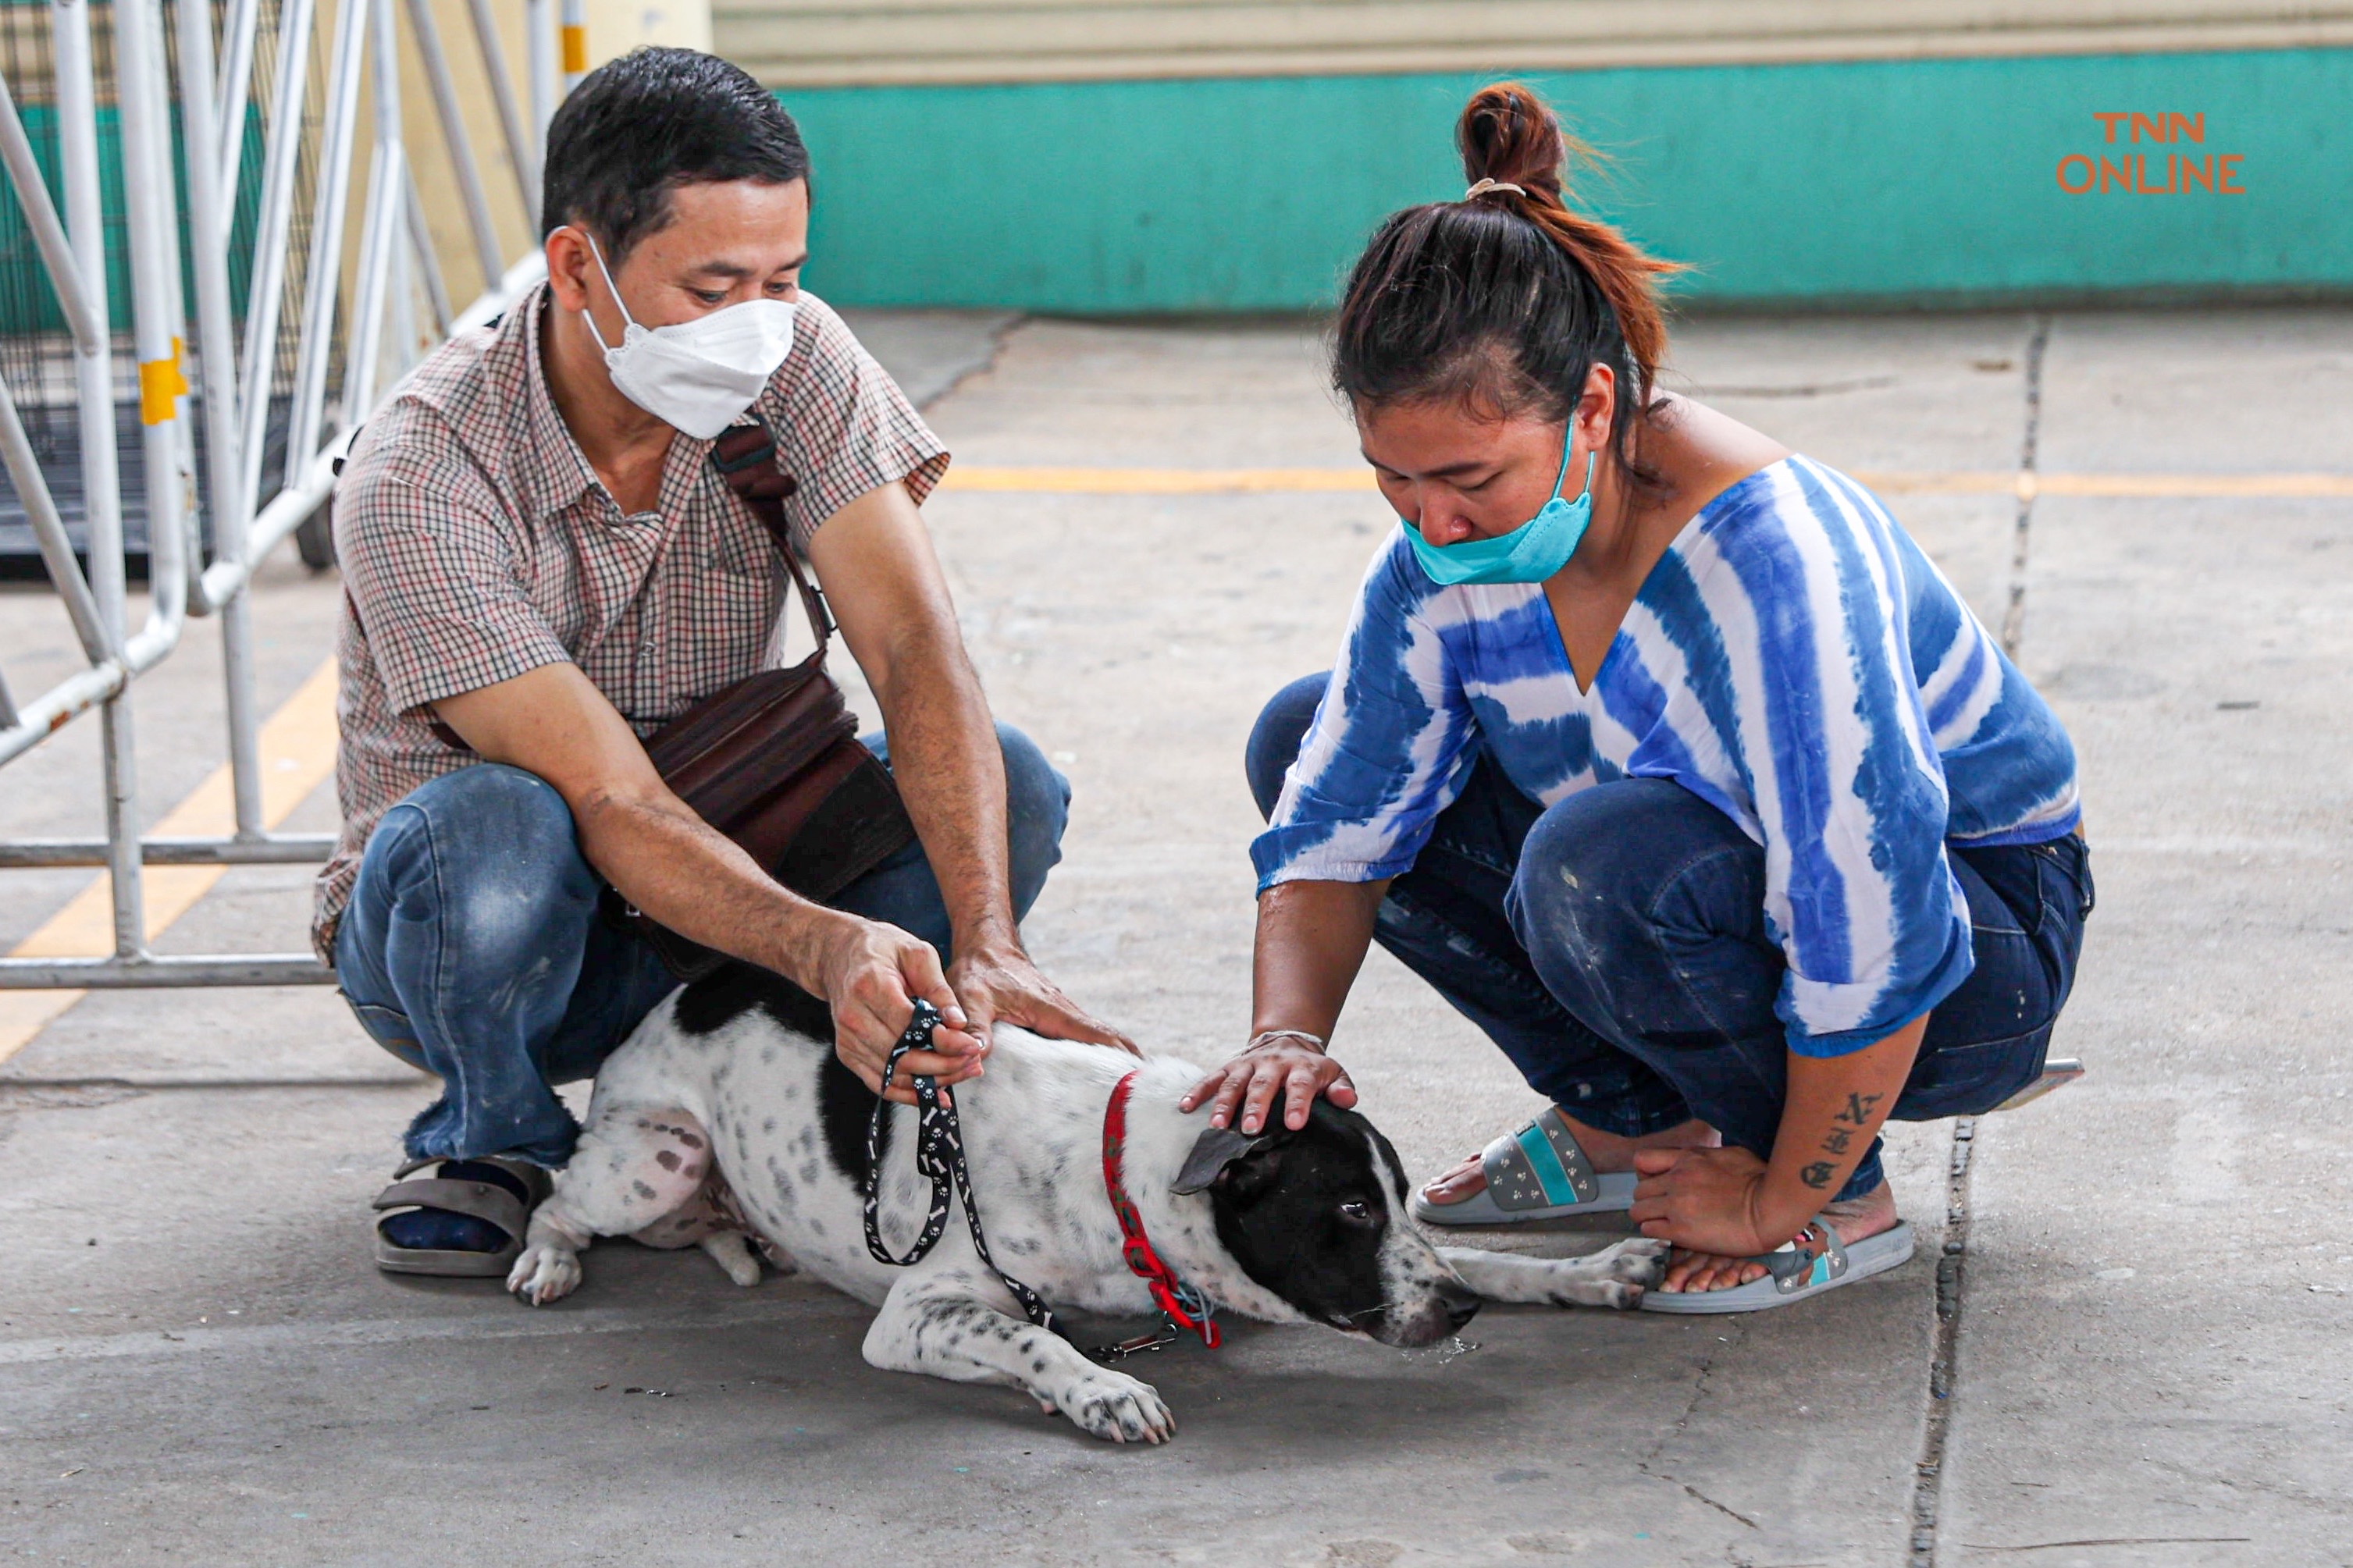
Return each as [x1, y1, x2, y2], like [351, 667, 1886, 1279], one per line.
[576, 230, 798, 439]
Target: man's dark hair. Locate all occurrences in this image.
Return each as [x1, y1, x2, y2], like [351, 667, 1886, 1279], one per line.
[541, 47, 810, 261]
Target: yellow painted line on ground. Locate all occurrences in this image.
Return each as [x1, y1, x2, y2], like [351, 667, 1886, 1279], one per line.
[1862, 471, 2353, 499]
[0, 657, 343, 1067]
[939, 466, 2353, 500]
[2031, 472, 2353, 498]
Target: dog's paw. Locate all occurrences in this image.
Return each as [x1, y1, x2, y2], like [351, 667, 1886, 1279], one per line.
[699, 1231, 764, 1288]
[1547, 1238, 1669, 1309]
[1608, 1236, 1671, 1280]
[506, 1243, 582, 1306]
[1528, 1238, 1671, 1310]
[751, 1234, 798, 1276]
[1552, 1278, 1642, 1310]
[1039, 1367, 1176, 1445]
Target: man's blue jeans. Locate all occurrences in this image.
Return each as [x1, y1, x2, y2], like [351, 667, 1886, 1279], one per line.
[1248, 675, 2092, 1201]
[335, 725, 1069, 1167]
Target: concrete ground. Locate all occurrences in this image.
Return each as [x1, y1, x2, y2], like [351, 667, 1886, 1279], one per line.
[2, 304, 2348, 1566]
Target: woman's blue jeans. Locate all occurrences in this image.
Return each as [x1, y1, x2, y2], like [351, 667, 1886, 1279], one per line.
[1248, 675, 2092, 1202]
[334, 725, 1069, 1167]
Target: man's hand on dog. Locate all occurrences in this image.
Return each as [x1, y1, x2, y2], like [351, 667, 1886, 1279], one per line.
[948, 944, 1136, 1056]
[810, 912, 988, 1104]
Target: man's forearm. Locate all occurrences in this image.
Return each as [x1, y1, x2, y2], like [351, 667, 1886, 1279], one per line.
[867, 623, 1019, 956]
[575, 785, 838, 987]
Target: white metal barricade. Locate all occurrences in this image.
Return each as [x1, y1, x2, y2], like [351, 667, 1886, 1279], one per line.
[0, 0, 562, 990]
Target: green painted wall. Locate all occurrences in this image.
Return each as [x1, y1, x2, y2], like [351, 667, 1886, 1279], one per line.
[0, 105, 266, 336]
[778, 48, 2353, 313]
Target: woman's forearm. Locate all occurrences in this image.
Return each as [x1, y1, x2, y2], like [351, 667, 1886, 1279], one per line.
[1251, 878, 1390, 1040]
[1180, 877, 1389, 1132]
[1757, 1015, 1928, 1233]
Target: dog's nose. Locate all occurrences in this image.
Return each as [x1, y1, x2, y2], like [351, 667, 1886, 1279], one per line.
[1440, 1282, 1481, 1332]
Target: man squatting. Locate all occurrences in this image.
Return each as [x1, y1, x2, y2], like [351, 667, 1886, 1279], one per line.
[322, 49, 1127, 1273]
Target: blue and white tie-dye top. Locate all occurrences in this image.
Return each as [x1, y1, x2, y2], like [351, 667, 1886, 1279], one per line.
[1252, 454, 2080, 1058]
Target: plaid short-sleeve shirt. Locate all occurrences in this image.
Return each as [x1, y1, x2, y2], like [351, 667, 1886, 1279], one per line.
[314, 283, 949, 958]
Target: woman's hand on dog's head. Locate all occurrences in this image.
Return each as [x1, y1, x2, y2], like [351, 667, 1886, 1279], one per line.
[1182, 1036, 1358, 1135]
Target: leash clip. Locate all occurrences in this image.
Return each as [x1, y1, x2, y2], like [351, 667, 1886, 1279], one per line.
[1090, 1323, 1180, 1364]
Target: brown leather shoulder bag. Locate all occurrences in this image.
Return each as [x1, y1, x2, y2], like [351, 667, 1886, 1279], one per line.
[607, 427, 916, 980]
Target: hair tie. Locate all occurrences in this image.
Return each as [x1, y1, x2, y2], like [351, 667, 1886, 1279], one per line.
[1463, 178, 1526, 201]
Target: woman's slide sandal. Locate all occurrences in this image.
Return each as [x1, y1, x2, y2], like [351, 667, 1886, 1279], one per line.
[1991, 1056, 2084, 1113]
[372, 1154, 550, 1277]
[1639, 1218, 1916, 1314]
[1410, 1105, 1639, 1226]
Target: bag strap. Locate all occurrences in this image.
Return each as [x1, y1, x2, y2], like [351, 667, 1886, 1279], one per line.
[712, 424, 831, 672]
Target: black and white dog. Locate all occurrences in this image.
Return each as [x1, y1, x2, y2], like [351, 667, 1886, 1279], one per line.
[507, 967, 1666, 1444]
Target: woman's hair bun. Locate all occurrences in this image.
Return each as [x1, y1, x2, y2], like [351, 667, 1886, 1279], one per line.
[1333, 76, 1684, 488]
[1458, 82, 1568, 203]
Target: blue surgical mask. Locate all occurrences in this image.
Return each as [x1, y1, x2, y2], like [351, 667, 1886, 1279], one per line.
[1403, 434, 1595, 587]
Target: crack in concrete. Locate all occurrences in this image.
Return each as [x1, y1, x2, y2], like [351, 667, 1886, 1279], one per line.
[2, 1075, 422, 1093]
[2141, 1454, 2345, 1516]
[0, 1293, 866, 1366]
[1684, 1481, 1763, 1531]
[1961, 1539, 2253, 1554]
[917, 311, 1027, 414]
[1907, 312, 2052, 1568]
[1906, 1116, 1980, 1565]
[1641, 1319, 1762, 1534]
[1998, 317, 2052, 658]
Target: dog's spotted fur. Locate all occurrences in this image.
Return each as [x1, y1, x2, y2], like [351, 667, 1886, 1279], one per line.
[508, 967, 1665, 1443]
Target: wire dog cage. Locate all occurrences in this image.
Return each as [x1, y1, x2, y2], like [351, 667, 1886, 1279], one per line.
[0, 0, 326, 572]
[0, 0, 559, 990]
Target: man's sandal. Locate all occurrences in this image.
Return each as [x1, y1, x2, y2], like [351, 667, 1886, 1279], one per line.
[1409, 1105, 1639, 1227]
[372, 1155, 550, 1278]
[1639, 1218, 1916, 1314]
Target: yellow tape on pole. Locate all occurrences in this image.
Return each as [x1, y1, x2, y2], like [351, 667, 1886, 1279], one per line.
[561, 23, 586, 73]
[137, 336, 188, 425]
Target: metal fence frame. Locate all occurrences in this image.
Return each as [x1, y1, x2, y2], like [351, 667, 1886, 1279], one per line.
[0, 0, 562, 990]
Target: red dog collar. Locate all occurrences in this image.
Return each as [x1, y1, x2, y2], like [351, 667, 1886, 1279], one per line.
[1102, 1070, 1221, 1349]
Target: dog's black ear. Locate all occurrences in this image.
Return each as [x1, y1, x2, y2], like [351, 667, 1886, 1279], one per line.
[1171, 1123, 1279, 1195]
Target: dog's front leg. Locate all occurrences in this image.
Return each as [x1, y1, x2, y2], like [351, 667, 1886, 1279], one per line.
[863, 1270, 1176, 1445]
[1437, 1238, 1669, 1310]
[507, 1108, 721, 1306]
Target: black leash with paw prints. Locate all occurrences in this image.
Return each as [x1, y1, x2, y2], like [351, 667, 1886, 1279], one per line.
[861, 999, 1070, 1340]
